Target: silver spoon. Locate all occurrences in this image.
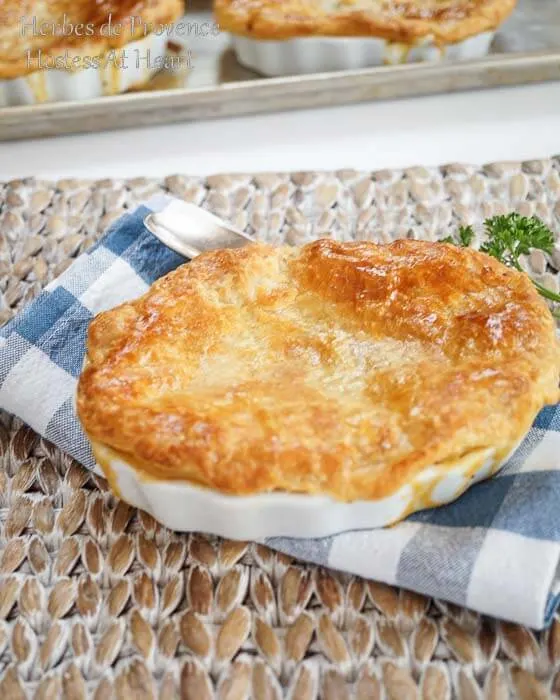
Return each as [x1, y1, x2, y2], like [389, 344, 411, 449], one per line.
[144, 200, 254, 258]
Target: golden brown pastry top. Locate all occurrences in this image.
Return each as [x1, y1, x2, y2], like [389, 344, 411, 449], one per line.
[77, 239, 560, 502]
[214, 0, 517, 42]
[0, 0, 183, 78]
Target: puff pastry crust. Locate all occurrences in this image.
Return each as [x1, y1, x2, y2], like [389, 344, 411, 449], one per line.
[77, 239, 560, 502]
[214, 0, 517, 43]
[0, 0, 183, 79]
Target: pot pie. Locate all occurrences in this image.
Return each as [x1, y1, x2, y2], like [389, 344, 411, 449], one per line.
[77, 239, 560, 504]
[216, 0, 517, 77]
[0, 0, 183, 103]
[214, 0, 517, 43]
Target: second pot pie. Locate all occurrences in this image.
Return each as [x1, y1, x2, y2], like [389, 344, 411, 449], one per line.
[0, 0, 183, 79]
[77, 239, 560, 503]
[215, 0, 517, 76]
[0, 0, 183, 104]
[214, 0, 517, 44]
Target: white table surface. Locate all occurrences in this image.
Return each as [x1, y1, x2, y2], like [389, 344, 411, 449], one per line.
[0, 81, 559, 181]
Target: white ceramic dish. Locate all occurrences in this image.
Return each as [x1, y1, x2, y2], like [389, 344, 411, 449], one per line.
[82, 199, 525, 540]
[231, 32, 495, 77]
[0, 33, 168, 107]
[91, 440, 520, 540]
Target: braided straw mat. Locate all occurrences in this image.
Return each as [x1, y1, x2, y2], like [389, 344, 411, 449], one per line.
[1, 160, 560, 700]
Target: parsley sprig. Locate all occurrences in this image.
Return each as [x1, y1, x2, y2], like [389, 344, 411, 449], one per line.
[442, 224, 475, 247]
[444, 213, 560, 319]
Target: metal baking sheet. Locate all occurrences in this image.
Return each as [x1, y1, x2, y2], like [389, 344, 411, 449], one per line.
[0, 0, 559, 141]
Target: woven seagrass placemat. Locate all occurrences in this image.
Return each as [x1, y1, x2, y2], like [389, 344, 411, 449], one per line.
[1, 160, 560, 699]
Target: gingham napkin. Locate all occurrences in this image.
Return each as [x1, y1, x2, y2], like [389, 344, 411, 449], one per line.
[1, 195, 559, 630]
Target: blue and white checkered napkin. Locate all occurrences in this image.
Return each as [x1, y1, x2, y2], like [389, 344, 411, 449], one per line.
[1, 194, 559, 630]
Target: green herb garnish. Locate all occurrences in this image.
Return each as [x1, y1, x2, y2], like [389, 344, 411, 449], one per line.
[480, 214, 553, 269]
[444, 213, 560, 319]
[458, 224, 475, 247]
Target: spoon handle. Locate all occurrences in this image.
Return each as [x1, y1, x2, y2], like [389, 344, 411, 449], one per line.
[144, 200, 254, 258]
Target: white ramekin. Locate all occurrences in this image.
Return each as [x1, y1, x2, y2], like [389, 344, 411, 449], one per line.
[90, 439, 519, 540]
[231, 32, 495, 77]
[0, 32, 168, 107]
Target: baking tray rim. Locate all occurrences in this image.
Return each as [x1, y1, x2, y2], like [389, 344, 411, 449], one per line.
[0, 47, 559, 140]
